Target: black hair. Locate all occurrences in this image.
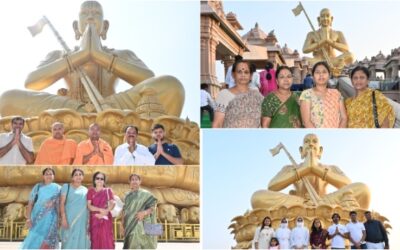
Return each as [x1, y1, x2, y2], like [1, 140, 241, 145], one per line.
[270, 237, 279, 246]
[129, 173, 141, 181]
[332, 213, 341, 220]
[364, 211, 371, 215]
[152, 123, 164, 131]
[42, 167, 55, 176]
[312, 61, 331, 76]
[260, 216, 272, 230]
[311, 218, 323, 232]
[11, 116, 25, 125]
[200, 83, 209, 90]
[71, 168, 84, 177]
[349, 211, 357, 216]
[232, 60, 251, 73]
[250, 63, 257, 74]
[275, 65, 292, 78]
[124, 125, 139, 134]
[265, 61, 274, 80]
[350, 65, 370, 79]
[92, 171, 106, 187]
[234, 55, 243, 62]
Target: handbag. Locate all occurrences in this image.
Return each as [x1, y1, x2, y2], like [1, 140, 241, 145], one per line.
[106, 188, 123, 218]
[143, 222, 164, 236]
[372, 90, 380, 128]
[143, 205, 163, 236]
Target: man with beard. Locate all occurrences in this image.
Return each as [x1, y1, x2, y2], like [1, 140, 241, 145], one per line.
[0, 117, 34, 164]
[35, 122, 77, 165]
[74, 123, 113, 165]
[148, 124, 183, 165]
[328, 213, 348, 249]
[114, 125, 154, 166]
[290, 216, 309, 249]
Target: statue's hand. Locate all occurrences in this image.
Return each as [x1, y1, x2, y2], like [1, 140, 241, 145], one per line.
[89, 23, 104, 58]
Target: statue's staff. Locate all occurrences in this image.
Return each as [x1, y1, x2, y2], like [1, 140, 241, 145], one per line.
[292, 2, 334, 69]
[270, 142, 321, 206]
[28, 16, 107, 112]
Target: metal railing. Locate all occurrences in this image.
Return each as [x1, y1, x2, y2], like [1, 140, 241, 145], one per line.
[0, 220, 200, 242]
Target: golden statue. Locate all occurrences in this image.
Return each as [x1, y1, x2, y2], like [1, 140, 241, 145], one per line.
[229, 134, 390, 249]
[251, 134, 370, 210]
[302, 8, 354, 76]
[0, 0, 184, 117]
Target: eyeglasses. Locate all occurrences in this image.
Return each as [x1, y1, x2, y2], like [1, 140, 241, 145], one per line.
[95, 177, 104, 181]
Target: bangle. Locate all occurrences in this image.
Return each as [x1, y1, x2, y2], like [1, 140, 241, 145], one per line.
[293, 168, 300, 182]
[65, 55, 74, 74]
[107, 54, 117, 73]
[322, 168, 329, 181]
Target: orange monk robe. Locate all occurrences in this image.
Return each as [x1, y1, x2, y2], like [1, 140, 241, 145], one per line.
[35, 138, 77, 165]
[74, 139, 113, 165]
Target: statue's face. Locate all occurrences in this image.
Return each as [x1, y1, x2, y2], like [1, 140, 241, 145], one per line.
[52, 123, 64, 140]
[318, 9, 333, 28]
[302, 134, 321, 158]
[79, 1, 104, 34]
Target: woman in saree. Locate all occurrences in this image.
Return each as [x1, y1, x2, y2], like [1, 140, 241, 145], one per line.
[300, 61, 347, 128]
[261, 66, 302, 128]
[21, 168, 61, 249]
[121, 174, 158, 249]
[345, 65, 395, 128]
[87, 171, 116, 249]
[212, 60, 264, 128]
[60, 168, 90, 249]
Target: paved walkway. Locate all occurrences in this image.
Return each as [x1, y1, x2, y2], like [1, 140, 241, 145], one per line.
[0, 242, 200, 249]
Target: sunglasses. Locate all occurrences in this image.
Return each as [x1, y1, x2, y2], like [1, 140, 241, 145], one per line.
[297, 219, 303, 222]
[95, 177, 104, 181]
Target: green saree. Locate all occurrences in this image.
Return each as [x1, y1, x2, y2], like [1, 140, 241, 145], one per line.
[123, 189, 158, 249]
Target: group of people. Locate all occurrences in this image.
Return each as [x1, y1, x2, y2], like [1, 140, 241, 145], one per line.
[0, 117, 183, 166]
[21, 168, 158, 249]
[253, 211, 389, 249]
[212, 59, 395, 128]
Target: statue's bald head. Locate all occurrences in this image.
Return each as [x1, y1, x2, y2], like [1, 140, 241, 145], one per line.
[300, 133, 323, 159]
[317, 8, 333, 28]
[74, 0, 108, 40]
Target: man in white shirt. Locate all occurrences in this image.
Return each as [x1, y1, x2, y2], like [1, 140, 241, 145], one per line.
[328, 213, 348, 249]
[346, 211, 367, 249]
[200, 84, 215, 122]
[225, 55, 243, 88]
[290, 216, 309, 249]
[0, 117, 34, 165]
[113, 125, 155, 166]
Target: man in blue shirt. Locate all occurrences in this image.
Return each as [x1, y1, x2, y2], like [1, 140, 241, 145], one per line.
[148, 124, 183, 165]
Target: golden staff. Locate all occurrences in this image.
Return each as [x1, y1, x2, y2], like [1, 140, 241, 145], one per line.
[28, 16, 108, 112]
[270, 142, 321, 206]
[292, 2, 334, 69]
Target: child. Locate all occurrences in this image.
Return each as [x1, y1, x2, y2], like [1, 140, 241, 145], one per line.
[269, 237, 280, 249]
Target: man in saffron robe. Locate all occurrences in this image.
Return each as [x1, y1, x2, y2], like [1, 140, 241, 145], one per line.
[74, 123, 113, 165]
[35, 122, 77, 165]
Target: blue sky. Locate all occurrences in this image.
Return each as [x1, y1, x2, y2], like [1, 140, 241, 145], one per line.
[0, 0, 199, 122]
[203, 129, 400, 249]
[216, 1, 400, 81]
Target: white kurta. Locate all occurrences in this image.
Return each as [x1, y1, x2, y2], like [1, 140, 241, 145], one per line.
[275, 227, 291, 249]
[113, 143, 155, 165]
[290, 226, 309, 249]
[0, 132, 33, 165]
[253, 226, 275, 249]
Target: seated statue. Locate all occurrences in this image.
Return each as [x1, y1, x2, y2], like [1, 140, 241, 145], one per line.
[0, 0, 184, 117]
[251, 134, 370, 210]
[302, 8, 354, 75]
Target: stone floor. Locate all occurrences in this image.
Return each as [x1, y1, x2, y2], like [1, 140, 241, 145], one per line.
[0, 242, 201, 249]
